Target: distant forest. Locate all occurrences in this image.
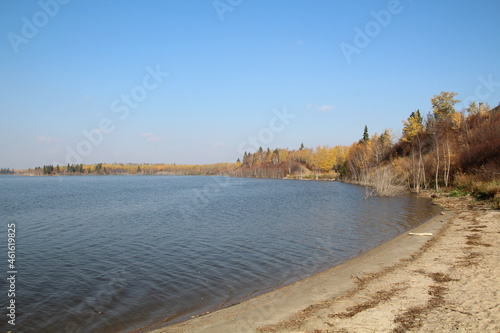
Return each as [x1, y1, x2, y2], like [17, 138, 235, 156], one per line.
[23, 162, 236, 176]
[0, 168, 14, 174]
[9, 91, 500, 205]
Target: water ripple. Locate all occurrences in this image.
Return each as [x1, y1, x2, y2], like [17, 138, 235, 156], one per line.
[0, 176, 439, 333]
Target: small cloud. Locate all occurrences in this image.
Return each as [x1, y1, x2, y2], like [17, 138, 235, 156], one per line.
[213, 141, 226, 148]
[318, 105, 335, 112]
[297, 40, 304, 45]
[49, 149, 59, 155]
[37, 135, 55, 143]
[140, 132, 161, 142]
[307, 104, 336, 112]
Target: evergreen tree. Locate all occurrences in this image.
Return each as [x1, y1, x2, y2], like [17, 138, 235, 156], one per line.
[360, 125, 369, 144]
[0, 168, 14, 174]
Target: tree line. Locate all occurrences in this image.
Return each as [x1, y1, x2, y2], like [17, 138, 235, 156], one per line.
[236, 91, 499, 202]
[24, 162, 236, 176]
[13, 89, 500, 204]
[0, 168, 14, 174]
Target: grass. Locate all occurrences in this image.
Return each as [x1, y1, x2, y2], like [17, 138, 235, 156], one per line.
[453, 173, 500, 209]
[446, 189, 468, 197]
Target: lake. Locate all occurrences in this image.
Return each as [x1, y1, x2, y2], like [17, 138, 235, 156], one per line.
[0, 175, 439, 332]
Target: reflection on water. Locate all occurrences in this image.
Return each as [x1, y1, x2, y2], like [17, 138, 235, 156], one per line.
[0, 175, 439, 332]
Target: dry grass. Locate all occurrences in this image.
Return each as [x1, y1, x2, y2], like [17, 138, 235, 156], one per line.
[456, 251, 483, 267]
[256, 301, 333, 333]
[392, 268, 459, 332]
[427, 272, 459, 283]
[454, 173, 500, 209]
[465, 234, 492, 247]
[392, 285, 447, 333]
[359, 165, 406, 197]
[329, 285, 406, 319]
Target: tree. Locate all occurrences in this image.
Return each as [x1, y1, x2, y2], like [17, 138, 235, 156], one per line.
[402, 110, 423, 142]
[403, 114, 428, 192]
[372, 130, 393, 164]
[314, 146, 336, 172]
[257, 146, 264, 164]
[300, 143, 305, 150]
[359, 125, 369, 144]
[0, 168, 14, 174]
[272, 148, 280, 164]
[483, 102, 492, 113]
[431, 91, 460, 120]
[465, 101, 479, 116]
[42, 165, 54, 175]
[94, 163, 103, 174]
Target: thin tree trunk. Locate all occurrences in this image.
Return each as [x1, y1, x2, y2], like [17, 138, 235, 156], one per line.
[435, 139, 440, 191]
[444, 139, 451, 187]
[419, 147, 426, 190]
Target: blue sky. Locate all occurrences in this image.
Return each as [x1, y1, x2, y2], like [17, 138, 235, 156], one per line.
[1, 0, 499, 169]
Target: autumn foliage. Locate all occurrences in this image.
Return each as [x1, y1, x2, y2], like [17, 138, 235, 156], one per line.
[24, 162, 237, 176]
[235, 146, 347, 179]
[16, 91, 500, 202]
[354, 92, 499, 199]
[236, 91, 499, 200]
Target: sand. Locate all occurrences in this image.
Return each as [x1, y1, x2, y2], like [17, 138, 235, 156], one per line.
[147, 194, 499, 333]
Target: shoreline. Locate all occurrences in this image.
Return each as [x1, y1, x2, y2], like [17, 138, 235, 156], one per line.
[145, 195, 496, 333]
[146, 195, 499, 332]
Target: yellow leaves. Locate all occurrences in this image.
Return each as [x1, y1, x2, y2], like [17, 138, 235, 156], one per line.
[402, 110, 423, 142]
[306, 146, 348, 172]
[280, 149, 289, 163]
[431, 91, 460, 119]
[451, 112, 462, 130]
[81, 163, 237, 175]
[239, 145, 348, 173]
[466, 101, 479, 116]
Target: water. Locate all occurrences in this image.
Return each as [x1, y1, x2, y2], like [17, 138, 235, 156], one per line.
[0, 175, 439, 332]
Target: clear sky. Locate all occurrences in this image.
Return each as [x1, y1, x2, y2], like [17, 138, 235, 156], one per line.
[1, 0, 499, 169]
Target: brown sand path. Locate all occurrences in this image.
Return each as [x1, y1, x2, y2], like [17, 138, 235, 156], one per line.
[148, 195, 499, 333]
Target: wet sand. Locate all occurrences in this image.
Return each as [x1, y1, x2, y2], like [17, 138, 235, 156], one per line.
[147, 194, 499, 333]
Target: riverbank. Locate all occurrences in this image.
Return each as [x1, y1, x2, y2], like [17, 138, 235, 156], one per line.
[146, 194, 499, 333]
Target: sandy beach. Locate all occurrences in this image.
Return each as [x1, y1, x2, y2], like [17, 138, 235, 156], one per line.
[148, 194, 499, 333]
